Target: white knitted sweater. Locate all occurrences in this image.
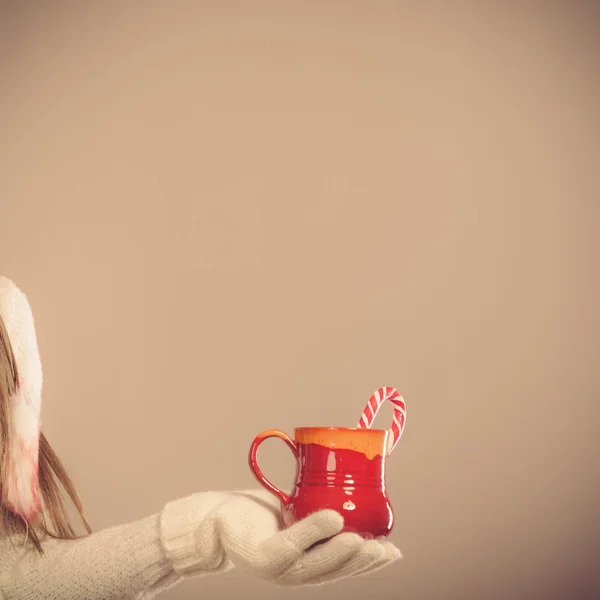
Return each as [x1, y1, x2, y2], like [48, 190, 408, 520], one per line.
[0, 494, 229, 599]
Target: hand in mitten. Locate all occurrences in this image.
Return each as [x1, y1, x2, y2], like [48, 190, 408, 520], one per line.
[160, 489, 401, 586]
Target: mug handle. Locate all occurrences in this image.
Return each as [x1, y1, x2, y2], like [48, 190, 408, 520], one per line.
[248, 429, 298, 505]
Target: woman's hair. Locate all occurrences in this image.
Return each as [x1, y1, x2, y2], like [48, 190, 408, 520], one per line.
[0, 313, 91, 553]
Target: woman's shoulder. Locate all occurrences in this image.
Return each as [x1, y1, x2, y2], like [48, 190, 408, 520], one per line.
[0, 534, 30, 571]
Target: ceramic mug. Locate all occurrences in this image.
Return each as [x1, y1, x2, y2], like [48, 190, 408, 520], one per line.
[248, 426, 394, 539]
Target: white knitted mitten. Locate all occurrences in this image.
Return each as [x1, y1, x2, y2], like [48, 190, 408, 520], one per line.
[160, 489, 401, 586]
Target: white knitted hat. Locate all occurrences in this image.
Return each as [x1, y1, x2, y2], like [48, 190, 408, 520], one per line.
[0, 276, 43, 520]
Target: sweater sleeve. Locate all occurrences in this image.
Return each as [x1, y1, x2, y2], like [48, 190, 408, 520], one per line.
[0, 493, 233, 600]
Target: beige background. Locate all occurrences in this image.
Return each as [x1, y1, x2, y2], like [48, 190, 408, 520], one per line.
[1, 2, 599, 599]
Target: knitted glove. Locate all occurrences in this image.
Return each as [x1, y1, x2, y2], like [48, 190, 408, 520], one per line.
[160, 489, 401, 586]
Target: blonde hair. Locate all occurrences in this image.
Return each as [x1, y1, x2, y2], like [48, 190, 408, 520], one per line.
[0, 314, 91, 553]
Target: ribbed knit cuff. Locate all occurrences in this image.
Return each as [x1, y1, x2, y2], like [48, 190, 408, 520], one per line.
[159, 493, 233, 577]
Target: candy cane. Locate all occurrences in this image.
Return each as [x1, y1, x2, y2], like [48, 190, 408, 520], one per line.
[357, 386, 406, 455]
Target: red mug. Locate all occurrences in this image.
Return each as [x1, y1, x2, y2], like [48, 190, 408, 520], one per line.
[248, 426, 394, 539]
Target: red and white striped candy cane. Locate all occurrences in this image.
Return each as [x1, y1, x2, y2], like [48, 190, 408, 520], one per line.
[357, 386, 406, 455]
